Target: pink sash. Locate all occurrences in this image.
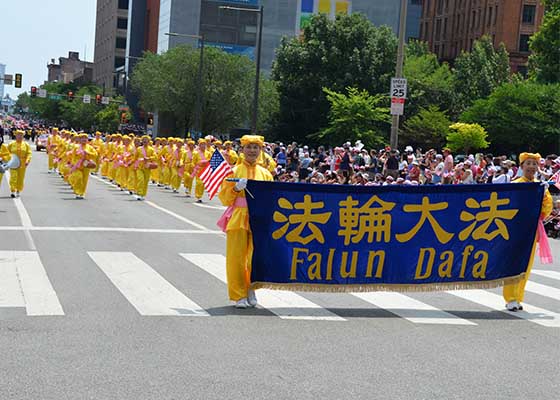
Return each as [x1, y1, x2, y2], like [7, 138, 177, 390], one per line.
[134, 146, 148, 169]
[216, 197, 247, 232]
[191, 149, 208, 178]
[537, 219, 553, 264]
[70, 145, 86, 173]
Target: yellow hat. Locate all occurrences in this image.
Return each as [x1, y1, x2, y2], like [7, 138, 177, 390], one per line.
[141, 135, 150, 140]
[224, 140, 232, 146]
[187, 139, 195, 145]
[519, 152, 541, 165]
[198, 138, 207, 144]
[15, 130, 25, 135]
[52, 127, 59, 132]
[214, 140, 222, 145]
[79, 133, 88, 139]
[240, 135, 264, 147]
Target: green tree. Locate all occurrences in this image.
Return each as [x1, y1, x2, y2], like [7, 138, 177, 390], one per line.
[58, 85, 104, 130]
[529, 0, 560, 83]
[312, 87, 390, 148]
[272, 13, 397, 142]
[453, 35, 510, 111]
[461, 81, 560, 154]
[402, 106, 451, 150]
[403, 53, 457, 118]
[131, 46, 271, 136]
[446, 122, 490, 154]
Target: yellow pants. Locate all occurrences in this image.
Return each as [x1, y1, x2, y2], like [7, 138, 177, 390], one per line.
[109, 164, 117, 181]
[93, 155, 101, 173]
[226, 229, 253, 301]
[151, 165, 159, 183]
[48, 154, 57, 170]
[183, 173, 193, 194]
[161, 166, 171, 186]
[136, 169, 151, 197]
[503, 240, 537, 303]
[116, 166, 128, 187]
[127, 167, 136, 191]
[9, 167, 27, 192]
[0, 172, 4, 188]
[69, 168, 90, 196]
[170, 167, 181, 190]
[195, 177, 205, 199]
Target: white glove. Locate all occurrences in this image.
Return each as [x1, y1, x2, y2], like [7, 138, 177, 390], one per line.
[234, 178, 248, 192]
[540, 180, 549, 190]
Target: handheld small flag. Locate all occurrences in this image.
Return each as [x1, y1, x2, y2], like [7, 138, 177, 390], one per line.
[199, 149, 232, 199]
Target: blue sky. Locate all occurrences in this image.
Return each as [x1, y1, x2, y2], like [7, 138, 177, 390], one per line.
[0, 0, 96, 98]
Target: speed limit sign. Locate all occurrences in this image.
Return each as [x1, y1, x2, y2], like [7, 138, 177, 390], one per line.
[390, 78, 407, 99]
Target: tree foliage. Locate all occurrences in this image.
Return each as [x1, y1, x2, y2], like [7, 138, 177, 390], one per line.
[446, 122, 490, 154]
[131, 46, 278, 136]
[460, 81, 560, 154]
[453, 35, 510, 111]
[313, 87, 390, 148]
[272, 13, 397, 142]
[402, 106, 451, 150]
[529, 0, 560, 83]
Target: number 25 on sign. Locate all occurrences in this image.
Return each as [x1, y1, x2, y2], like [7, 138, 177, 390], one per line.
[390, 78, 407, 116]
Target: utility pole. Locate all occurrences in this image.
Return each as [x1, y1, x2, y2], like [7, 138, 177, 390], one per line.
[390, 0, 408, 149]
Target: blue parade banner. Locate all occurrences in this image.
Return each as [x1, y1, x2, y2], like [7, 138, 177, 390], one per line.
[246, 182, 544, 292]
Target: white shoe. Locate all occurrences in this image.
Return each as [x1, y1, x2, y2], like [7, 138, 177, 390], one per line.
[136, 195, 144, 201]
[173, 189, 178, 193]
[15, 192, 20, 198]
[47, 170, 52, 174]
[247, 290, 257, 307]
[235, 298, 250, 309]
[506, 301, 520, 312]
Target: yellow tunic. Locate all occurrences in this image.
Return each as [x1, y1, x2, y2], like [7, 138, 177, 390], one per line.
[7, 141, 32, 192]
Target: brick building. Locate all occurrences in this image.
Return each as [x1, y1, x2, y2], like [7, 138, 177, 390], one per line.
[419, 0, 545, 74]
[47, 52, 94, 85]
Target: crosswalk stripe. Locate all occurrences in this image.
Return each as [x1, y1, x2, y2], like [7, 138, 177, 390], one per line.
[88, 252, 208, 317]
[448, 290, 560, 328]
[180, 253, 345, 321]
[525, 281, 560, 301]
[0, 253, 26, 308]
[0, 251, 64, 315]
[352, 292, 477, 325]
[532, 270, 560, 281]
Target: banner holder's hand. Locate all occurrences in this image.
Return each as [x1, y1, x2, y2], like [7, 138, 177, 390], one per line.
[226, 178, 255, 199]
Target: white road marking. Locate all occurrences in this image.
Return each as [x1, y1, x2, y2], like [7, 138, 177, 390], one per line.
[525, 281, 560, 301]
[180, 253, 345, 321]
[13, 197, 36, 250]
[0, 226, 222, 234]
[0, 253, 25, 307]
[192, 202, 226, 211]
[352, 292, 476, 325]
[0, 251, 64, 315]
[532, 270, 560, 281]
[449, 290, 560, 328]
[144, 200, 210, 231]
[91, 174, 212, 231]
[88, 252, 208, 317]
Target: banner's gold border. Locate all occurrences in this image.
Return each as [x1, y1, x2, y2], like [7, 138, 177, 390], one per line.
[250, 273, 525, 293]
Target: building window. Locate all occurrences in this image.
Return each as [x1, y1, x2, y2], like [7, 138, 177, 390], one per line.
[517, 65, 528, 77]
[118, 0, 128, 10]
[519, 34, 530, 52]
[472, 11, 476, 28]
[522, 5, 536, 24]
[114, 57, 125, 69]
[443, 18, 448, 36]
[117, 18, 128, 30]
[488, 7, 492, 26]
[116, 37, 127, 49]
[437, 0, 443, 14]
[434, 44, 440, 56]
[494, 5, 498, 25]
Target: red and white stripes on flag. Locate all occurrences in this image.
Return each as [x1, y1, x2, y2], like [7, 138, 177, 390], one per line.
[550, 170, 560, 190]
[198, 149, 233, 199]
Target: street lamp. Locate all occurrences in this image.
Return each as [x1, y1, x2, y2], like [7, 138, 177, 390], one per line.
[165, 32, 205, 136]
[219, 4, 264, 134]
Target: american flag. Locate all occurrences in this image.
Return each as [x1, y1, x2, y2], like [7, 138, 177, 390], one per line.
[199, 149, 233, 199]
[550, 170, 560, 190]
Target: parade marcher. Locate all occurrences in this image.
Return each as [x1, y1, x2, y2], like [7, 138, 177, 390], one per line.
[218, 135, 273, 309]
[47, 128, 60, 173]
[91, 131, 105, 175]
[0, 135, 10, 189]
[151, 138, 162, 184]
[503, 152, 553, 311]
[7, 130, 32, 198]
[170, 138, 185, 193]
[182, 139, 195, 196]
[134, 135, 157, 200]
[192, 138, 212, 203]
[68, 133, 98, 199]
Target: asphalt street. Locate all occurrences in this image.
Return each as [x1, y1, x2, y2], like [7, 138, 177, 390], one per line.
[1, 146, 559, 400]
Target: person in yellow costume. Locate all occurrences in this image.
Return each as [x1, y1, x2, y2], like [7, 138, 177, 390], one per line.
[134, 135, 156, 201]
[222, 140, 238, 166]
[115, 135, 132, 189]
[55, 131, 70, 178]
[503, 152, 553, 311]
[7, 130, 32, 198]
[47, 128, 60, 173]
[182, 139, 196, 196]
[0, 136, 10, 190]
[237, 137, 276, 174]
[68, 133, 98, 199]
[90, 131, 105, 175]
[126, 136, 140, 194]
[218, 135, 273, 308]
[192, 138, 213, 203]
[100, 134, 112, 179]
[162, 138, 175, 189]
[109, 134, 123, 183]
[151, 138, 162, 184]
[169, 138, 184, 193]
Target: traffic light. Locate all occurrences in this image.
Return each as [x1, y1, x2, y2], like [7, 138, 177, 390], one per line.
[30, 86, 37, 98]
[67, 91, 74, 102]
[96, 94, 102, 105]
[14, 73, 22, 88]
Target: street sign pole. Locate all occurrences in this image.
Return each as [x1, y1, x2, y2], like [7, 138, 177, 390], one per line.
[390, 0, 408, 149]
